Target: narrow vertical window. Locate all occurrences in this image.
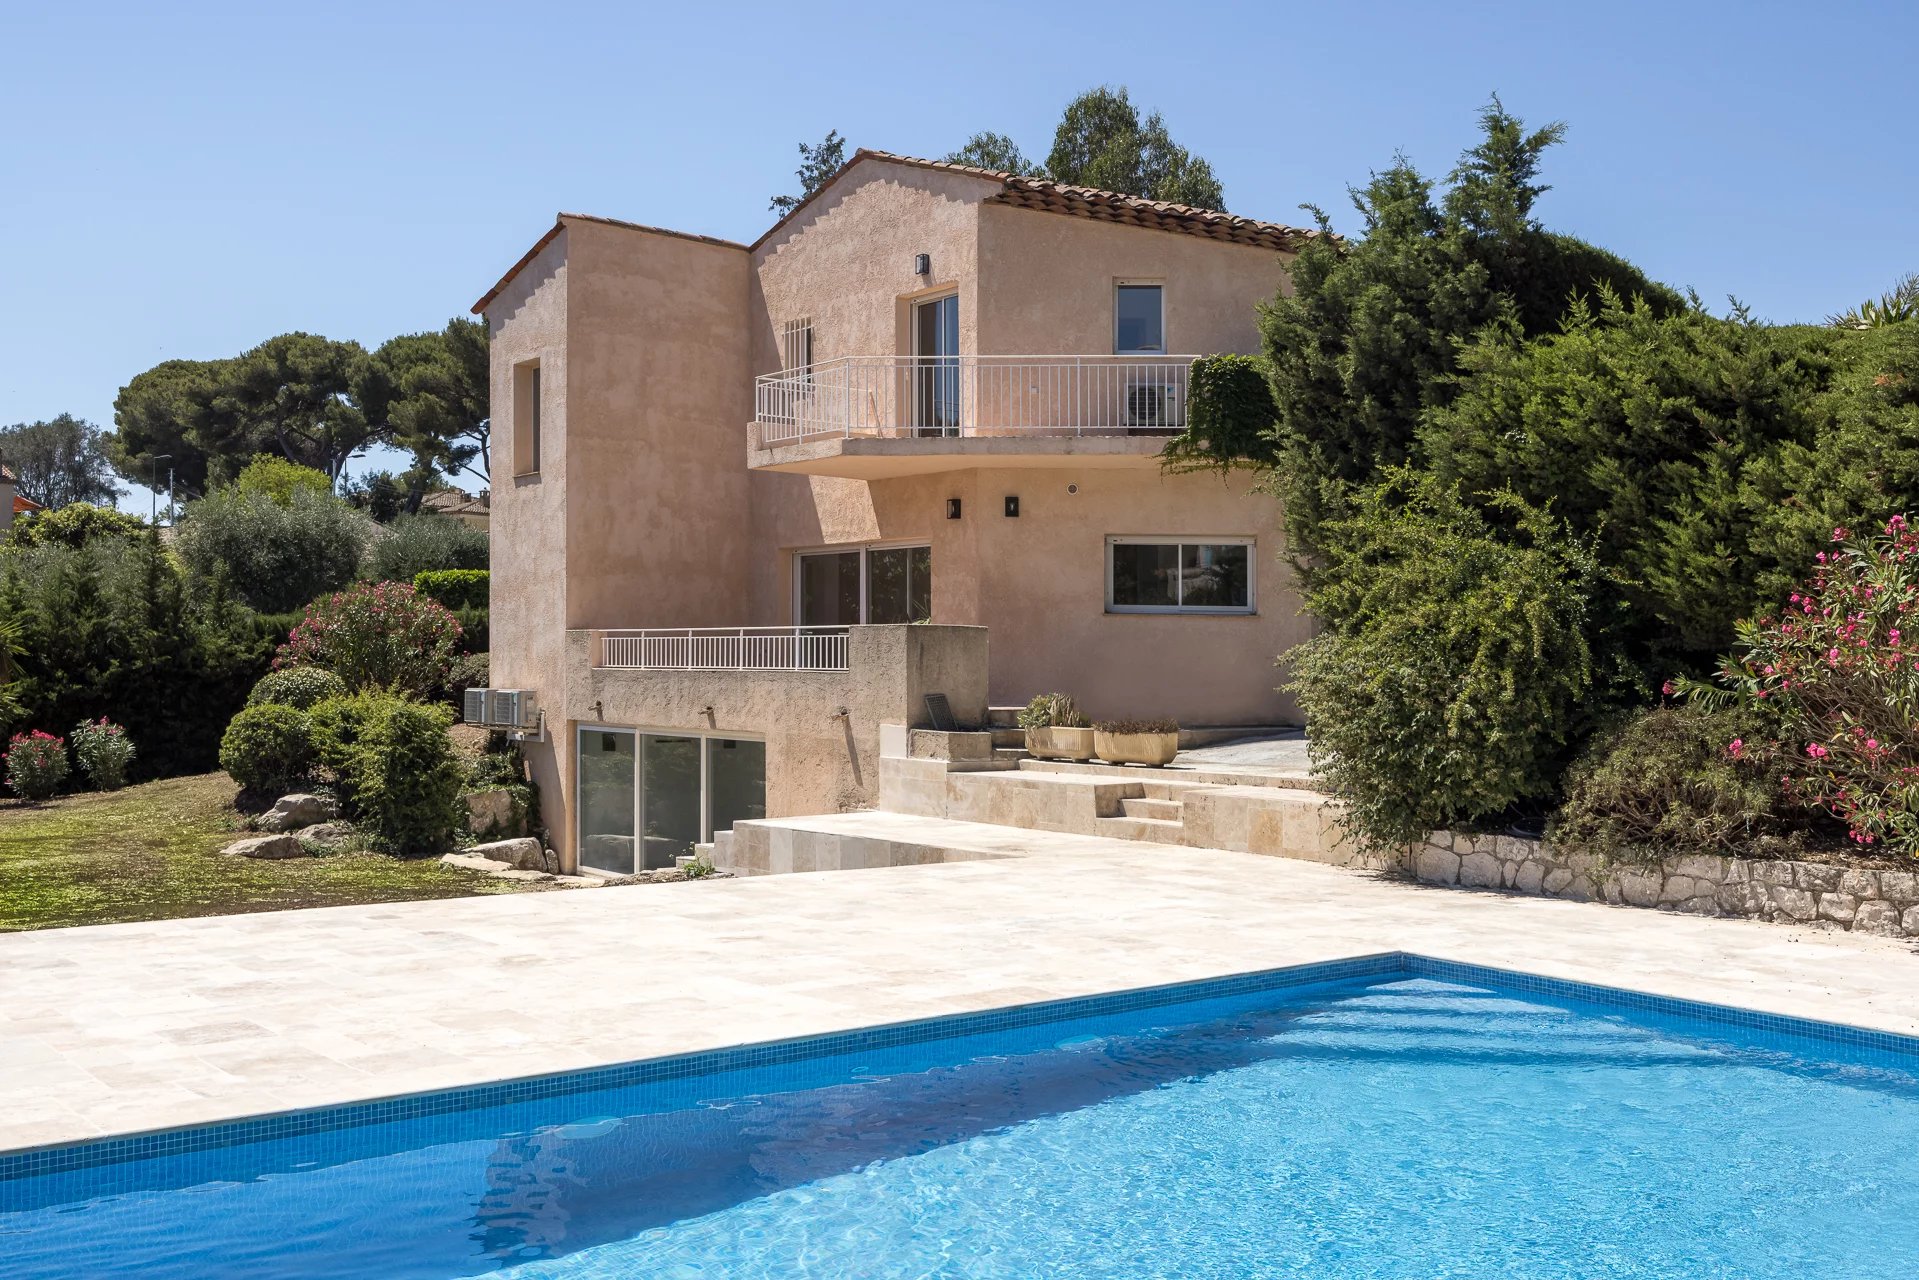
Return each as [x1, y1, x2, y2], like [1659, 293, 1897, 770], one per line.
[781, 319, 814, 381]
[1115, 283, 1164, 353]
[514, 360, 543, 476]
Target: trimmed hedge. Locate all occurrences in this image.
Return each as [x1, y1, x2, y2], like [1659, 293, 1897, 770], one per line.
[414, 569, 488, 610]
[248, 667, 350, 711]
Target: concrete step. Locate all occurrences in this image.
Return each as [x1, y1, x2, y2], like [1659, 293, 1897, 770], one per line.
[993, 747, 1031, 764]
[990, 727, 1026, 748]
[1095, 815, 1186, 844]
[1120, 797, 1184, 820]
[986, 706, 1024, 729]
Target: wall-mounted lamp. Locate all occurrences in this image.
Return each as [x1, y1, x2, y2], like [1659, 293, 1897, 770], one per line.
[1004, 495, 1020, 518]
[914, 253, 931, 276]
[945, 497, 962, 520]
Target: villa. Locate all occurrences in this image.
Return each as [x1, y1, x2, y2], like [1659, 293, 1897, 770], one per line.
[472, 150, 1325, 876]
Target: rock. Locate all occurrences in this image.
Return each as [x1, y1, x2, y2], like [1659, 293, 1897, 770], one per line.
[1512, 861, 1546, 895]
[1852, 901, 1903, 936]
[1903, 905, 1919, 935]
[258, 793, 338, 834]
[1879, 871, 1919, 903]
[223, 834, 308, 860]
[1751, 860, 1795, 887]
[1718, 882, 1770, 916]
[464, 789, 523, 839]
[1658, 875, 1698, 905]
[293, 822, 353, 850]
[1817, 892, 1859, 923]
[1458, 851, 1502, 889]
[1792, 861, 1845, 893]
[1670, 854, 1728, 884]
[1839, 869, 1881, 899]
[1540, 867, 1574, 896]
[1561, 875, 1596, 903]
[1770, 886, 1818, 922]
[1617, 871, 1663, 909]
[442, 851, 512, 873]
[466, 837, 553, 873]
[1415, 847, 1460, 885]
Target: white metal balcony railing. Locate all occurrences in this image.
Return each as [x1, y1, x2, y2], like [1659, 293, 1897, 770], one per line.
[753, 354, 1198, 446]
[598, 627, 850, 672]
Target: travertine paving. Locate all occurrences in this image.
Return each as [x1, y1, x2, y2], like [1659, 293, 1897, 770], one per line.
[4, 812, 1916, 1155]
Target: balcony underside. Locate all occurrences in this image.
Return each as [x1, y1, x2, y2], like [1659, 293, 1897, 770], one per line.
[749, 432, 1173, 478]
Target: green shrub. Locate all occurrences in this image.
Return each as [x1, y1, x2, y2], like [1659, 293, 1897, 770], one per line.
[362, 514, 488, 583]
[175, 486, 372, 613]
[231, 457, 333, 506]
[452, 606, 488, 654]
[218, 704, 315, 794]
[1017, 692, 1086, 730]
[5, 730, 70, 799]
[311, 691, 461, 853]
[414, 568, 489, 610]
[443, 651, 488, 710]
[278, 582, 462, 697]
[1551, 704, 1802, 862]
[70, 718, 135, 790]
[4, 502, 148, 550]
[1288, 472, 1604, 852]
[247, 666, 349, 710]
[1093, 718, 1179, 734]
[1163, 354, 1278, 473]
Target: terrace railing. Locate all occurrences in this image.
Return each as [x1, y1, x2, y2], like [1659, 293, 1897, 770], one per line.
[753, 354, 1198, 446]
[597, 626, 850, 672]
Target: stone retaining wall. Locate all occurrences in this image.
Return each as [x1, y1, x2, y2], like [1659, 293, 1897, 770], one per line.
[1414, 832, 1919, 938]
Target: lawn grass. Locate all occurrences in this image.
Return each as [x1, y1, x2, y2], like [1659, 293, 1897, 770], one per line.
[0, 773, 545, 932]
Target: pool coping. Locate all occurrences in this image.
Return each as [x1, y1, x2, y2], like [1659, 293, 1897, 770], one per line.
[7, 949, 1919, 1183]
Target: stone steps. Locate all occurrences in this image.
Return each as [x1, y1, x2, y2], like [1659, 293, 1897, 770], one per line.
[990, 727, 1026, 748]
[1120, 796, 1184, 821]
[1096, 815, 1187, 844]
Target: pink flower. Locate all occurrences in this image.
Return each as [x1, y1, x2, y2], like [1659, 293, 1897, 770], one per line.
[1807, 742, 1830, 759]
[1661, 679, 1676, 697]
[1728, 739, 1745, 760]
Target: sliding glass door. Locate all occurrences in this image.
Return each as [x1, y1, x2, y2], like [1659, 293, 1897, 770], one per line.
[577, 728, 767, 875]
[913, 293, 960, 435]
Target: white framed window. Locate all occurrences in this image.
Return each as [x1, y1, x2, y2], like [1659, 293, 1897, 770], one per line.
[1106, 536, 1254, 614]
[575, 724, 766, 876]
[780, 318, 814, 380]
[794, 542, 933, 625]
[1114, 282, 1164, 354]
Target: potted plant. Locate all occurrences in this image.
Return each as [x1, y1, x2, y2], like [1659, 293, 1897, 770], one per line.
[1018, 693, 1095, 761]
[1093, 718, 1180, 767]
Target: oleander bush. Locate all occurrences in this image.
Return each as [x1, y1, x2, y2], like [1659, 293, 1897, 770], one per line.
[1551, 704, 1803, 862]
[413, 568, 488, 611]
[70, 718, 135, 791]
[5, 730, 69, 799]
[1288, 472, 1605, 853]
[277, 582, 461, 698]
[247, 666, 350, 711]
[218, 704, 315, 795]
[1704, 515, 1919, 855]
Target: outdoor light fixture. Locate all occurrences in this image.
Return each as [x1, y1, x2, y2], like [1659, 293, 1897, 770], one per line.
[946, 498, 962, 519]
[1004, 495, 1019, 517]
[914, 253, 930, 276]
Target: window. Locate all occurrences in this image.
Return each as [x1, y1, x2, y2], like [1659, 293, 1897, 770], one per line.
[780, 318, 814, 380]
[795, 544, 933, 625]
[1115, 283, 1164, 354]
[512, 360, 542, 475]
[1107, 537, 1253, 614]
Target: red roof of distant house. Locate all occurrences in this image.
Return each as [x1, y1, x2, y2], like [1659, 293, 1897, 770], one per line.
[13, 493, 40, 515]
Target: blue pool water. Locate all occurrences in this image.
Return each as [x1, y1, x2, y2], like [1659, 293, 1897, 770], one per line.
[5, 963, 1919, 1278]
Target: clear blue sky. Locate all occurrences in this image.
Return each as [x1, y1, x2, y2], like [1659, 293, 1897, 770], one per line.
[4, 0, 1915, 508]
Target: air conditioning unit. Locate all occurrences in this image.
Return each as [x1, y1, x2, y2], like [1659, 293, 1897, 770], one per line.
[1125, 382, 1182, 429]
[463, 688, 541, 731]
[486, 690, 540, 730]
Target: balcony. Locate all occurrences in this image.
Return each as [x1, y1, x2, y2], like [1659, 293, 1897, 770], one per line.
[750, 354, 1197, 478]
[597, 626, 850, 672]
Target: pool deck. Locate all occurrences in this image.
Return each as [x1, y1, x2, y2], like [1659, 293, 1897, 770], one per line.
[5, 812, 1918, 1157]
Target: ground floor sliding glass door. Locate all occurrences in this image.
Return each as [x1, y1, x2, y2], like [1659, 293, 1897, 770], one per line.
[576, 728, 766, 875]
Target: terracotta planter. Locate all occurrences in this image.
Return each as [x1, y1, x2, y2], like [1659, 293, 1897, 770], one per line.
[1026, 725, 1096, 761]
[1094, 731, 1179, 767]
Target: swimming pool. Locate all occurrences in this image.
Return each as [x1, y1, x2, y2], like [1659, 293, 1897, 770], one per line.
[4, 953, 1916, 1278]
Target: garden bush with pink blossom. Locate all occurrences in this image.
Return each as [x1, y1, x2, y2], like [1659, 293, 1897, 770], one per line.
[276, 582, 461, 699]
[1707, 516, 1919, 855]
[5, 730, 70, 800]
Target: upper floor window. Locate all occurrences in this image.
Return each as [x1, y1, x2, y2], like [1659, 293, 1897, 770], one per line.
[512, 360, 542, 476]
[1107, 536, 1253, 614]
[1115, 283, 1164, 354]
[781, 318, 814, 380]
